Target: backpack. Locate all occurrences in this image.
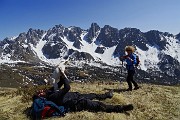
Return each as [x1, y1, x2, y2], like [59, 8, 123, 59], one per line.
[135, 54, 140, 66]
[30, 97, 66, 120]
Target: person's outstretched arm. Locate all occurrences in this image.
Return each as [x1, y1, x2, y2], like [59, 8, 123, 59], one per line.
[47, 67, 61, 91]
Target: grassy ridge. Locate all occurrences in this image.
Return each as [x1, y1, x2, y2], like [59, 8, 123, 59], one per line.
[0, 82, 179, 120]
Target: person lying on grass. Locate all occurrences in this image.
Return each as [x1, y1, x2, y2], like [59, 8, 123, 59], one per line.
[33, 65, 134, 113]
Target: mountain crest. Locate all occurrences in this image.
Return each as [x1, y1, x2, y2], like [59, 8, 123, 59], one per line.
[0, 23, 180, 81]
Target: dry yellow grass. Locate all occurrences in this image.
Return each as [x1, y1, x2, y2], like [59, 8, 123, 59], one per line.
[0, 82, 179, 120]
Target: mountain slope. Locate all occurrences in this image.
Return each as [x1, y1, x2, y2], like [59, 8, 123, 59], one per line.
[0, 23, 180, 82]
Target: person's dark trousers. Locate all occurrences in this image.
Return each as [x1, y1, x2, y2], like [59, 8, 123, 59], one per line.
[126, 70, 138, 90]
[47, 78, 71, 106]
[63, 92, 113, 112]
[62, 90, 113, 103]
[68, 99, 133, 113]
[79, 92, 112, 100]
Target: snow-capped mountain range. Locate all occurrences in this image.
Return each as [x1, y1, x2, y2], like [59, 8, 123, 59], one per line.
[0, 23, 180, 80]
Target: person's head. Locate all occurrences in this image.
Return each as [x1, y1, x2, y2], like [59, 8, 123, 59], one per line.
[32, 89, 47, 100]
[125, 46, 135, 55]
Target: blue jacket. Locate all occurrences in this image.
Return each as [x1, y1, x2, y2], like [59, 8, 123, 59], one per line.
[124, 53, 137, 70]
[31, 97, 66, 119]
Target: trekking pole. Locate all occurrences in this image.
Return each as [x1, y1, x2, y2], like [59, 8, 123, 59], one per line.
[119, 56, 124, 74]
[119, 58, 124, 89]
[121, 60, 123, 74]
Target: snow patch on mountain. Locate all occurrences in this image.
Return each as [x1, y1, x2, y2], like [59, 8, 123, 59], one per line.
[3, 44, 9, 49]
[62, 36, 79, 51]
[9, 36, 18, 40]
[31, 33, 67, 66]
[30, 33, 47, 61]
[162, 36, 180, 62]
[135, 45, 160, 71]
[0, 53, 25, 64]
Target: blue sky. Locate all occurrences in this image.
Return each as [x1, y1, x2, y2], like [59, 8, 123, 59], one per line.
[0, 0, 180, 40]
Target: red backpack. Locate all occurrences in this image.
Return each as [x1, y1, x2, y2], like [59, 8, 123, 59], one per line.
[41, 106, 56, 119]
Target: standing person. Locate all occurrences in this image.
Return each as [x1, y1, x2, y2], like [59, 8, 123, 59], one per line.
[120, 46, 139, 91]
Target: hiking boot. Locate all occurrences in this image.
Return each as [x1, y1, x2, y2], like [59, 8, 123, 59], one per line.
[122, 104, 134, 111]
[115, 104, 134, 112]
[105, 90, 113, 98]
[134, 86, 140, 90]
[126, 88, 132, 91]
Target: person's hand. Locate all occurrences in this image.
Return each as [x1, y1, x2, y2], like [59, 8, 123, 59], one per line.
[127, 57, 133, 62]
[119, 56, 124, 61]
[44, 79, 50, 85]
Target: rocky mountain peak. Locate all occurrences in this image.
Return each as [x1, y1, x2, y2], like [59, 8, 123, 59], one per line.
[15, 32, 27, 43]
[163, 32, 174, 38]
[119, 27, 142, 35]
[144, 30, 168, 50]
[95, 25, 119, 47]
[91, 22, 100, 28]
[176, 33, 180, 40]
[85, 23, 100, 43]
[46, 25, 65, 38]
[26, 28, 45, 45]
[116, 28, 148, 52]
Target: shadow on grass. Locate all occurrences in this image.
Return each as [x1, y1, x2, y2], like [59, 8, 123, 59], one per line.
[23, 107, 32, 120]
